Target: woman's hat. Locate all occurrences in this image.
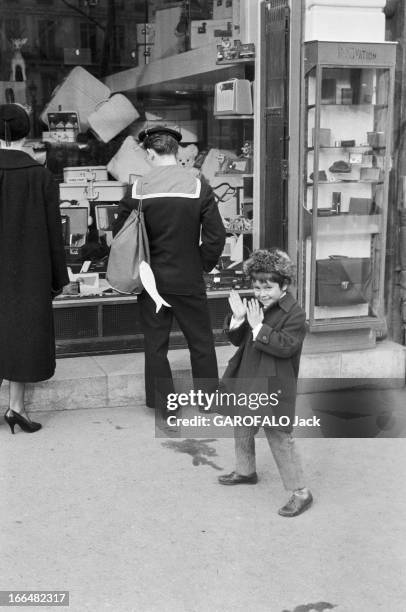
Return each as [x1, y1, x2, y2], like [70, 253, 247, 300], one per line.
[138, 125, 182, 144]
[0, 103, 31, 143]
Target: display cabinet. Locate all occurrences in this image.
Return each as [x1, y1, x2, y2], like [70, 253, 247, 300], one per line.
[210, 58, 255, 279]
[300, 41, 396, 332]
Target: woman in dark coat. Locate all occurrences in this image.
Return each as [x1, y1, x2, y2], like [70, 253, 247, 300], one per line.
[0, 104, 68, 433]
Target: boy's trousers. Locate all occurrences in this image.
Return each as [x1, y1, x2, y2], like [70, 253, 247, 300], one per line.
[234, 426, 305, 491]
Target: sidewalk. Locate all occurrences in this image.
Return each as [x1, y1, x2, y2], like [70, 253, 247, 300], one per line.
[1, 341, 405, 611]
[1, 404, 406, 612]
[0, 340, 405, 412]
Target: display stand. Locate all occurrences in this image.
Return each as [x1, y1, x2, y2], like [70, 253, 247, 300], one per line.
[300, 41, 396, 335]
[53, 290, 252, 357]
[50, 50, 257, 356]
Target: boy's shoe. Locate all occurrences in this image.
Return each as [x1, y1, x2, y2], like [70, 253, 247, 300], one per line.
[278, 489, 313, 517]
[218, 471, 258, 485]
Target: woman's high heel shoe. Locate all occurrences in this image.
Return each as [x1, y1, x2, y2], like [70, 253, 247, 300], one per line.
[4, 409, 42, 434]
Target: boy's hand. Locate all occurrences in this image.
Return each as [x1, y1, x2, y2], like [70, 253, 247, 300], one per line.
[246, 298, 264, 329]
[228, 290, 247, 321]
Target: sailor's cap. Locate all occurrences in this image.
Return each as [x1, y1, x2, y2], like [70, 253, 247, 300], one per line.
[138, 125, 182, 144]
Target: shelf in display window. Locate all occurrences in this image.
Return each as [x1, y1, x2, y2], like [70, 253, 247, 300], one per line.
[302, 40, 396, 332]
[308, 103, 388, 109]
[314, 213, 381, 235]
[307, 180, 384, 186]
[307, 145, 386, 151]
[318, 103, 388, 109]
[309, 316, 381, 333]
[215, 173, 254, 178]
[215, 115, 254, 120]
[216, 58, 255, 66]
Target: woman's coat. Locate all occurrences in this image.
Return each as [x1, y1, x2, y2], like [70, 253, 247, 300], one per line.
[0, 150, 68, 382]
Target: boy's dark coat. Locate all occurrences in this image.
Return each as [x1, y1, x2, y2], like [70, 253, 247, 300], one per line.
[222, 293, 307, 432]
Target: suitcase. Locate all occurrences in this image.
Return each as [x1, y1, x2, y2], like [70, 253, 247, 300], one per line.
[153, 5, 185, 60]
[95, 204, 120, 247]
[349, 197, 374, 215]
[138, 43, 154, 66]
[60, 203, 90, 260]
[95, 205, 120, 232]
[60, 181, 127, 202]
[88, 94, 140, 143]
[315, 256, 372, 307]
[367, 131, 385, 147]
[136, 23, 155, 45]
[136, 23, 155, 65]
[40, 66, 110, 132]
[63, 166, 108, 183]
[47, 111, 80, 142]
[360, 167, 382, 181]
[232, 0, 259, 45]
[190, 19, 233, 49]
[107, 136, 152, 183]
[213, 0, 234, 20]
[214, 79, 253, 115]
[84, 181, 127, 202]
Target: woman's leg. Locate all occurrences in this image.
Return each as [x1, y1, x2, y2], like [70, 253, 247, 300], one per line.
[9, 381, 26, 415]
[4, 381, 41, 433]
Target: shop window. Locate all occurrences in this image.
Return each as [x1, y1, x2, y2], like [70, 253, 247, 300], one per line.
[38, 20, 57, 59]
[5, 19, 22, 40]
[79, 0, 99, 7]
[80, 22, 97, 59]
[112, 25, 125, 63]
[41, 72, 58, 106]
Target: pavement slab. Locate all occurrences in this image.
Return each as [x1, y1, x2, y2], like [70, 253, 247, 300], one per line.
[1, 405, 406, 612]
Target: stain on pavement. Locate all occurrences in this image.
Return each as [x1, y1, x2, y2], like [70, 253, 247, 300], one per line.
[282, 603, 337, 612]
[162, 438, 223, 470]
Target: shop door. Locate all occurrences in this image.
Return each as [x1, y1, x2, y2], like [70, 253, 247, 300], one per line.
[260, 0, 290, 248]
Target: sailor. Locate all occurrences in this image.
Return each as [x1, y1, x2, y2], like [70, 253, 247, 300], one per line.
[113, 125, 226, 414]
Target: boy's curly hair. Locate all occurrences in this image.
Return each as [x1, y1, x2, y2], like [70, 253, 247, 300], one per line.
[243, 248, 296, 284]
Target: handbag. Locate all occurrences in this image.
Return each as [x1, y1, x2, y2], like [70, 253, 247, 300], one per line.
[349, 197, 374, 215]
[315, 256, 372, 307]
[106, 183, 150, 294]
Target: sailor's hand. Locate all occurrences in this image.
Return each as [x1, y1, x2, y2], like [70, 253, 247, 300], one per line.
[228, 290, 247, 321]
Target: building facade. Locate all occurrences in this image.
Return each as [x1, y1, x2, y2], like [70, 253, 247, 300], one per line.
[0, 0, 404, 381]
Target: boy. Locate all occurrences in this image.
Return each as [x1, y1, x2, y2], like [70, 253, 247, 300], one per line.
[218, 248, 313, 517]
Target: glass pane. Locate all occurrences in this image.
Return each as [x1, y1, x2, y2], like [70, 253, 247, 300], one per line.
[305, 66, 390, 323]
[134, 3, 255, 284]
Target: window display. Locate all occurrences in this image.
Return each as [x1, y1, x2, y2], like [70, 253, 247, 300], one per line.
[0, 0, 260, 353]
[301, 41, 396, 331]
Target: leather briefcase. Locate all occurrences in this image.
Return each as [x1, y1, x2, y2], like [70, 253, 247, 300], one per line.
[315, 256, 372, 306]
[349, 197, 374, 215]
